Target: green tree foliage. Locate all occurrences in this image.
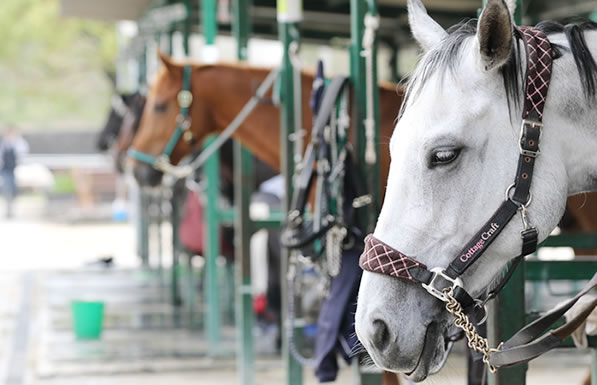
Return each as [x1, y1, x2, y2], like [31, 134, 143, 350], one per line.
[0, 0, 117, 129]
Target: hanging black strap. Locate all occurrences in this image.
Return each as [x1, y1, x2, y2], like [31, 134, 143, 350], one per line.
[489, 273, 597, 367]
[282, 76, 351, 250]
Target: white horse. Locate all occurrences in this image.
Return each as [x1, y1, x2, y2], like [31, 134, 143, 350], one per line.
[356, 0, 597, 382]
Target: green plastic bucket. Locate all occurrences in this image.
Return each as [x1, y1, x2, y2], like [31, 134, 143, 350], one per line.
[71, 301, 104, 340]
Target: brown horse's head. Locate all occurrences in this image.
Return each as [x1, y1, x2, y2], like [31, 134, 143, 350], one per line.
[131, 54, 216, 186]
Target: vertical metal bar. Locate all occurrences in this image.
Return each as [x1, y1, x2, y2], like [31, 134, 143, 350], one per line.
[278, 3, 303, 382]
[351, 0, 382, 383]
[591, 348, 597, 385]
[351, 0, 380, 234]
[138, 46, 147, 89]
[138, 189, 150, 267]
[487, 3, 526, 385]
[204, 137, 222, 351]
[487, 265, 527, 385]
[199, 0, 222, 348]
[171, 185, 183, 307]
[202, 0, 218, 46]
[232, 0, 250, 61]
[168, 0, 193, 313]
[183, 0, 192, 56]
[233, 1, 255, 383]
[234, 142, 256, 385]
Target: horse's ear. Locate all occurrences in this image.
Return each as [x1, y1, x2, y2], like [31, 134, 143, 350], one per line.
[505, 0, 517, 16]
[477, 0, 514, 71]
[407, 0, 447, 52]
[158, 51, 182, 79]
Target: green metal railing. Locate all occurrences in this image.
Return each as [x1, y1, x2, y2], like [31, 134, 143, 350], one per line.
[278, 7, 303, 384]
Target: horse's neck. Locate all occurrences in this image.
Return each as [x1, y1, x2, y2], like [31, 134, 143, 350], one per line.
[195, 66, 314, 171]
[545, 31, 597, 195]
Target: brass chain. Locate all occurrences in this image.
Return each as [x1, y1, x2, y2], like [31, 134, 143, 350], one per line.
[443, 288, 502, 374]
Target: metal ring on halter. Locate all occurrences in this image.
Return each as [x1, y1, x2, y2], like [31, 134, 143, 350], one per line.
[505, 183, 532, 208]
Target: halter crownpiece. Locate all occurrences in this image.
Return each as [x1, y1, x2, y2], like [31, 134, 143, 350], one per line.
[359, 26, 597, 371]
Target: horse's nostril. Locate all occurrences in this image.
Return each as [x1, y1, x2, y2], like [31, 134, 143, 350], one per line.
[371, 318, 391, 352]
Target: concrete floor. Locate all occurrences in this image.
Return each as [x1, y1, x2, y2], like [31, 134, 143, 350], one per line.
[0, 196, 594, 385]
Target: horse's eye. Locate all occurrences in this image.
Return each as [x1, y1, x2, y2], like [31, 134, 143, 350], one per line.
[431, 148, 461, 166]
[154, 103, 168, 113]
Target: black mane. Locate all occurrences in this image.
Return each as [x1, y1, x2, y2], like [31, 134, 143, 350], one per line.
[403, 19, 597, 115]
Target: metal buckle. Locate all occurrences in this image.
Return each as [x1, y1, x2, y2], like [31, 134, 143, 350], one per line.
[519, 119, 542, 158]
[177, 90, 193, 108]
[287, 209, 303, 228]
[422, 267, 463, 303]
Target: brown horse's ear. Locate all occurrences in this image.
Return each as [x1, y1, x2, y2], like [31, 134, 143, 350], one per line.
[158, 51, 183, 80]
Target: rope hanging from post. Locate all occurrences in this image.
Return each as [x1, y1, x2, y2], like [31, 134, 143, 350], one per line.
[361, 12, 379, 165]
[289, 41, 305, 170]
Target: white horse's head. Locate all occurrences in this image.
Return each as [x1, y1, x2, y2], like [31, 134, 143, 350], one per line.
[356, 0, 597, 381]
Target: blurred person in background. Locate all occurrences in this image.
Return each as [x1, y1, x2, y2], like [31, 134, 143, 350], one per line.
[1, 127, 29, 218]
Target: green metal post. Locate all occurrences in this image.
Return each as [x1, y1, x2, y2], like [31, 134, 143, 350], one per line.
[591, 348, 597, 385]
[202, 0, 218, 46]
[171, 184, 183, 308]
[232, 0, 250, 61]
[487, 4, 526, 385]
[487, 264, 527, 385]
[232, 0, 255, 383]
[200, 0, 223, 352]
[234, 141, 256, 385]
[204, 137, 222, 351]
[138, 46, 147, 89]
[169, 0, 194, 312]
[183, 0, 192, 55]
[351, 0, 380, 233]
[350, 0, 382, 383]
[138, 189, 150, 267]
[278, 2, 302, 382]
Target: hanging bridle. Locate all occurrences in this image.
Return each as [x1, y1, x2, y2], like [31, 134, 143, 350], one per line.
[359, 26, 597, 372]
[128, 65, 196, 173]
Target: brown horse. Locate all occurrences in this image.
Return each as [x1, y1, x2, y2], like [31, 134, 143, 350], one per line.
[131, 54, 400, 190]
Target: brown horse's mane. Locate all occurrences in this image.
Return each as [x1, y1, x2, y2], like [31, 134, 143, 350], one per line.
[162, 59, 404, 96]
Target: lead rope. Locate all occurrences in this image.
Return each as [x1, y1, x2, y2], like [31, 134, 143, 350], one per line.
[289, 41, 305, 169]
[443, 288, 501, 373]
[287, 256, 317, 367]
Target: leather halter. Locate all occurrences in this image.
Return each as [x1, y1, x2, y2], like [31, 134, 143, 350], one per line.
[360, 26, 551, 308]
[359, 27, 597, 368]
[128, 65, 196, 173]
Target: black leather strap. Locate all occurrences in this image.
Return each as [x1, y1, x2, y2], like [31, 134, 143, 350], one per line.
[282, 76, 355, 251]
[512, 120, 541, 205]
[489, 273, 597, 367]
[447, 200, 519, 278]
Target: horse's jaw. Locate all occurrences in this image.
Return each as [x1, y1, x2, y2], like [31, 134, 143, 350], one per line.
[356, 271, 453, 382]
